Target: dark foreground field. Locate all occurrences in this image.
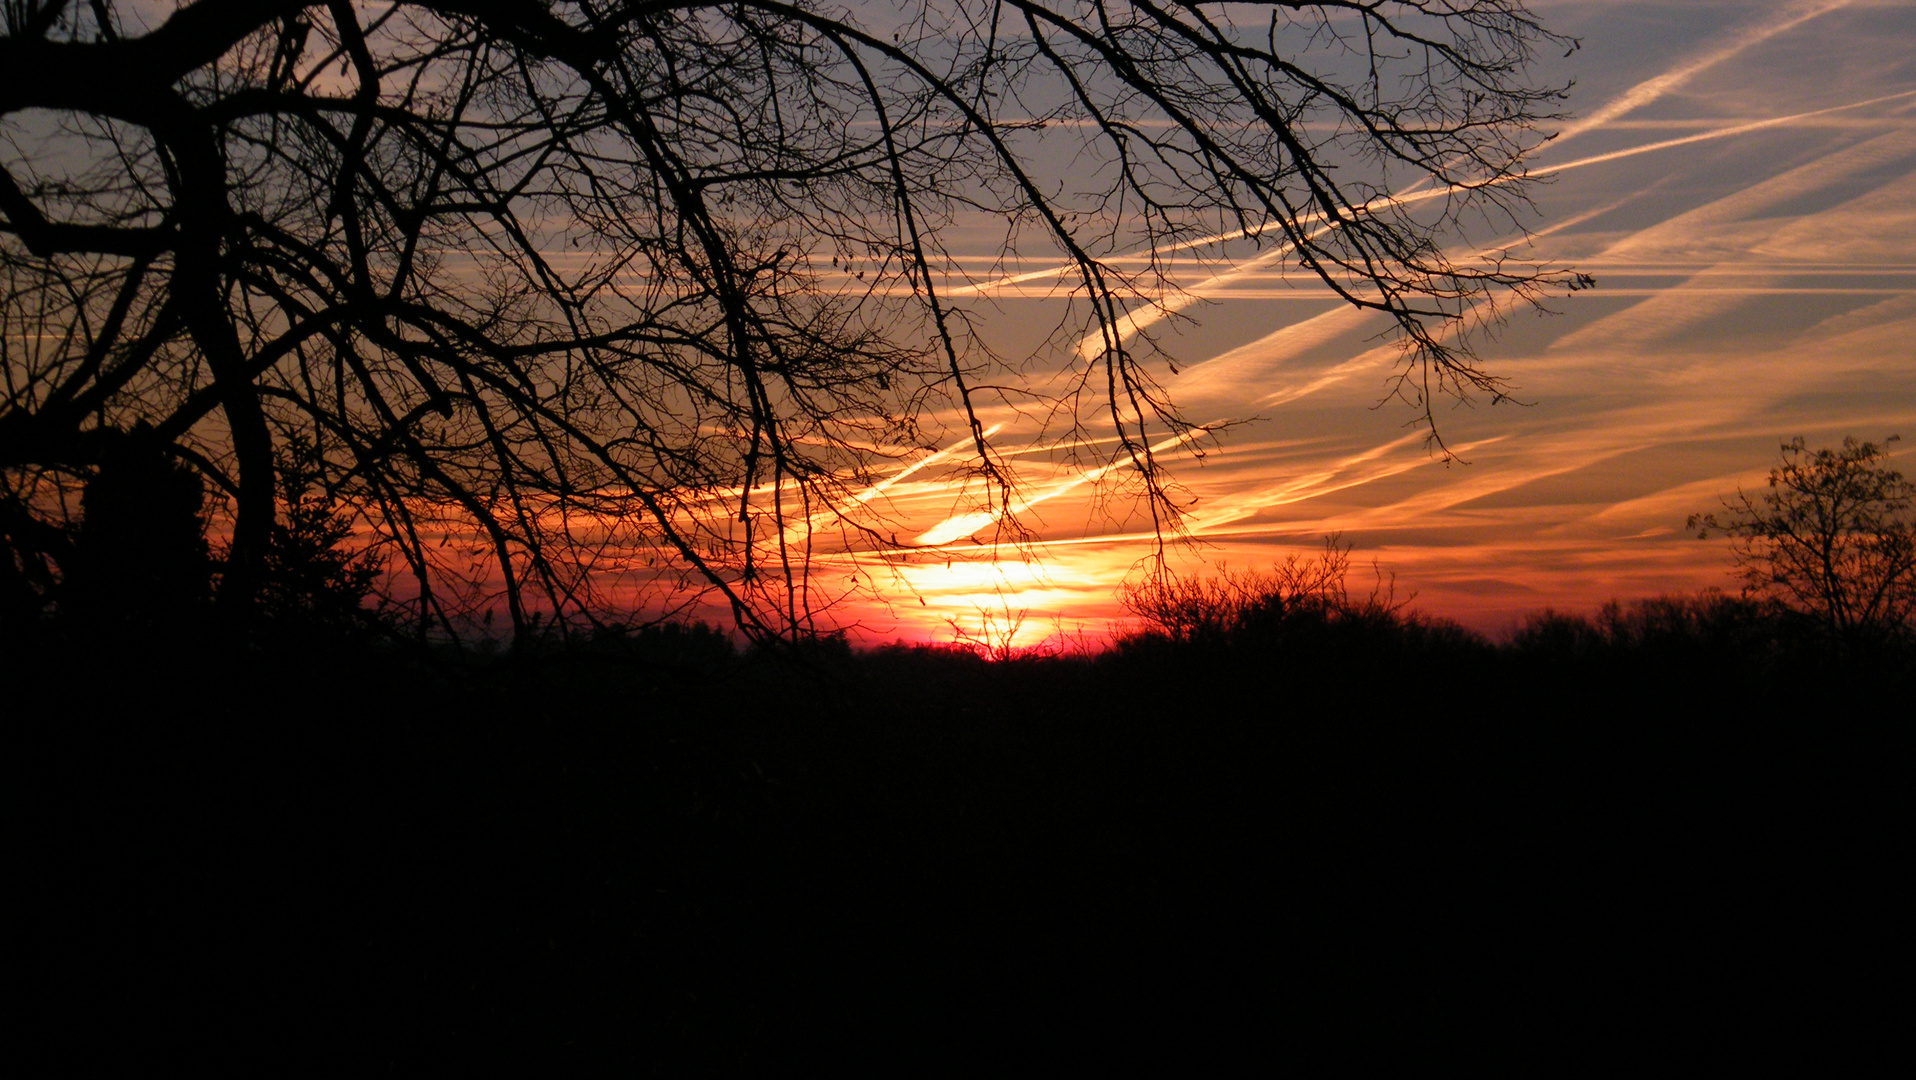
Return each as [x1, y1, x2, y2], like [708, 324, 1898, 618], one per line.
[10, 610, 1906, 1069]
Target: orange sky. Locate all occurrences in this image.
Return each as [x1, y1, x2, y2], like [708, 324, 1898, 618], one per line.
[789, 0, 1916, 649]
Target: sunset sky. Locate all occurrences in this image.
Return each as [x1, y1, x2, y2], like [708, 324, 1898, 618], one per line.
[798, 0, 1916, 649]
[77, 1, 1908, 646]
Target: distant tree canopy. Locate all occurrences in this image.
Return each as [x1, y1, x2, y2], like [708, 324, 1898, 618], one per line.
[1, 0, 1581, 644]
[1691, 437, 1916, 649]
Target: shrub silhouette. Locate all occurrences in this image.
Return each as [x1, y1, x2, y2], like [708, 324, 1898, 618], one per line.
[1115, 536, 1484, 665]
[1120, 537, 1398, 645]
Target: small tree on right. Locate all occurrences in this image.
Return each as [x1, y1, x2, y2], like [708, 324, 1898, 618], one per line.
[1689, 437, 1916, 649]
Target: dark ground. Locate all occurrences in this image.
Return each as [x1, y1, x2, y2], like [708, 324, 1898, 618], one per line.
[9, 621, 1905, 1070]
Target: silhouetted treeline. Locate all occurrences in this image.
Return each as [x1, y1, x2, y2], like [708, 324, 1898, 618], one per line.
[10, 591, 1905, 1069]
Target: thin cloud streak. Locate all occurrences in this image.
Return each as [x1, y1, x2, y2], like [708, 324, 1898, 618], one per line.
[1546, 0, 1858, 149]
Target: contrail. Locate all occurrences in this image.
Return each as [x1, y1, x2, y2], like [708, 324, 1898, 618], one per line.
[913, 427, 1206, 547]
[908, 70, 1916, 548]
[1546, 0, 1856, 151]
[1077, 85, 1916, 334]
[948, 1, 1878, 305]
[1061, 98, 1890, 484]
[777, 423, 1005, 543]
[1531, 88, 1916, 178]
[848, 424, 1005, 507]
[1071, 241, 1301, 360]
[1181, 192, 1639, 390]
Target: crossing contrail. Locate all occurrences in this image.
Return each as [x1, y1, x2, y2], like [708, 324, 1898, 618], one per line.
[1545, 0, 1857, 151]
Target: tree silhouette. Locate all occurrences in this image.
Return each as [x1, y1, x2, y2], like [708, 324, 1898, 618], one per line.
[253, 433, 385, 639]
[1690, 437, 1916, 649]
[2, 0, 1583, 644]
[64, 422, 211, 632]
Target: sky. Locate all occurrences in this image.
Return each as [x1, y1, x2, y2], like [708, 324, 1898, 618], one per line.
[813, 0, 1916, 649]
[36, 1, 1907, 647]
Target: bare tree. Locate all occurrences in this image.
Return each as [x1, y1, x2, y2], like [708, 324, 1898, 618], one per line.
[1691, 437, 1916, 649]
[1, 0, 1583, 644]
